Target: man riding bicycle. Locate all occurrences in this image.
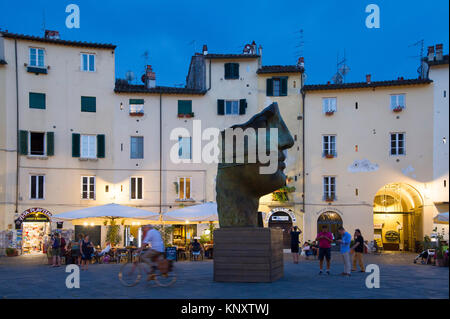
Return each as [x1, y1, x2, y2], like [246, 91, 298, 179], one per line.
[139, 225, 166, 280]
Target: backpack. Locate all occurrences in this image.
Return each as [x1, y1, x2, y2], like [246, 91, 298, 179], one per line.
[52, 237, 60, 249]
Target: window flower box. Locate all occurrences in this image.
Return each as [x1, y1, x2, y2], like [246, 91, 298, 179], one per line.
[324, 196, 335, 202]
[129, 112, 144, 117]
[325, 153, 335, 159]
[178, 112, 195, 118]
[177, 113, 185, 118]
[392, 106, 403, 113]
[325, 111, 335, 116]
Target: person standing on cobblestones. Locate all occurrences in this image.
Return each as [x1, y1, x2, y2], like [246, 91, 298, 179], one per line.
[290, 226, 301, 264]
[351, 229, 365, 272]
[337, 226, 352, 276]
[316, 225, 333, 275]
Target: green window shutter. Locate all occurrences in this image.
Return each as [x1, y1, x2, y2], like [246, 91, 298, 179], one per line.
[239, 99, 247, 115]
[224, 63, 231, 79]
[46, 132, 54, 156]
[233, 63, 239, 79]
[81, 96, 96, 112]
[129, 99, 144, 104]
[97, 134, 105, 158]
[72, 133, 80, 157]
[217, 99, 225, 115]
[29, 92, 46, 109]
[19, 130, 28, 155]
[266, 79, 273, 96]
[281, 77, 288, 96]
[178, 100, 192, 114]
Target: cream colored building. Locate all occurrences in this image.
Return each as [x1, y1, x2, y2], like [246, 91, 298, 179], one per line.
[302, 74, 439, 251]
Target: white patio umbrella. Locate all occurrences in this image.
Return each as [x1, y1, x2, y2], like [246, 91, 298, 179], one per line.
[51, 203, 159, 226]
[161, 202, 219, 224]
[433, 212, 449, 224]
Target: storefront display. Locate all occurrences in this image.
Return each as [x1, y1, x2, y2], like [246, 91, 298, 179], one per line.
[15, 208, 53, 255]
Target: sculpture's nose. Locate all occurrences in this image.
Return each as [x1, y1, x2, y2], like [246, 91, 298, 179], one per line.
[278, 121, 295, 151]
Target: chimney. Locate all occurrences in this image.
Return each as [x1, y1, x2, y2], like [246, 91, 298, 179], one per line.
[258, 45, 263, 57]
[251, 41, 257, 54]
[436, 44, 444, 61]
[366, 74, 371, 84]
[202, 44, 208, 55]
[427, 46, 435, 61]
[145, 65, 156, 89]
[44, 30, 60, 40]
[297, 57, 305, 68]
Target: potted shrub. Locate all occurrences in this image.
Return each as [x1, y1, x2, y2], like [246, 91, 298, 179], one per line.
[5, 248, 17, 257]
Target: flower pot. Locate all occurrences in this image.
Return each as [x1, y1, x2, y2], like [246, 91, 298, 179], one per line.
[325, 154, 334, 159]
[325, 198, 334, 202]
[129, 112, 144, 117]
[177, 114, 185, 118]
[393, 107, 403, 113]
[325, 111, 334, 116]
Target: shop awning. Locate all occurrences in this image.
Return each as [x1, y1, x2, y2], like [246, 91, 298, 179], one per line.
[161, 202, 218, 224]
[433, 212, 449, 224]
[51, 203, 159, 225]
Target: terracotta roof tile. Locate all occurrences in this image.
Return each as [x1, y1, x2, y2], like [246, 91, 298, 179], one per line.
[303, 78, 432, 91]
[205, 53, 259, 59]
[1, 32, 116, 49]
[114, 80, 206, 95]
[257, 65, 304, 74]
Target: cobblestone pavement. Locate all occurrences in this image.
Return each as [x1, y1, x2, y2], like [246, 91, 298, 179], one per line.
[0, 252, 448, 299]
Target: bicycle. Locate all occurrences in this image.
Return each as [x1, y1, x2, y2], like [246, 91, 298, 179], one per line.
[118, 250, 176, 287]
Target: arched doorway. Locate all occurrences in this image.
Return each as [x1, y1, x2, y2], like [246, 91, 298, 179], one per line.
[15, 208, 52, 255]
[268, 210, 294, 249]
[317, 211, 343, 244]
[373, 183, 423, 252]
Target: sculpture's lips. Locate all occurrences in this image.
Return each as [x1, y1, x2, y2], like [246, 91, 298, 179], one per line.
[278, 152, 286, 170]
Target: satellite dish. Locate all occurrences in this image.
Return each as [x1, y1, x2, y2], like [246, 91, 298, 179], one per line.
[331, 72, 343, 84]
[125, 71, 135, 83]
[338, 64, 350, 76]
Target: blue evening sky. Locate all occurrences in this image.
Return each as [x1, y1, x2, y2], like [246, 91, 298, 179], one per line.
[0, 0, 448, 86]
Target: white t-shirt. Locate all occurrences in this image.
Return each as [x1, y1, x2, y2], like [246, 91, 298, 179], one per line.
[142, 229, 165, 252]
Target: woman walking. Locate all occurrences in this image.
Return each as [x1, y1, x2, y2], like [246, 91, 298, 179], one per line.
[80, 235, 94, 271]
[290, 226, 301, 264]
[351, 229, 366, 272]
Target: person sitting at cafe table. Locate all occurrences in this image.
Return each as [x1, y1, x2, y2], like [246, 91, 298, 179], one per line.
[94, 241, 112, 264]
[189, 239, 203, 260]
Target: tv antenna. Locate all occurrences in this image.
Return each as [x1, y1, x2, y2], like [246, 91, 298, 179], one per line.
[188, 40, 196, 53]
[409, 39, 426, 78]
[332, 50, 350, 84]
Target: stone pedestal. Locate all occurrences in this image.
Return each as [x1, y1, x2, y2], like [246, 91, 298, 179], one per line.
[213, 227, 284, 282]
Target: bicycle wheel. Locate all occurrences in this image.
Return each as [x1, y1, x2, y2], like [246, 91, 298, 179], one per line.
[118, 262, 142, 287]
[155, 269, 176, 287]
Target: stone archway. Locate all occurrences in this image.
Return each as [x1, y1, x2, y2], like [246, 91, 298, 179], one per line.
[267, 208, 296, 249]
[373, 183, 423, 252]
[317, 211, 343, 243]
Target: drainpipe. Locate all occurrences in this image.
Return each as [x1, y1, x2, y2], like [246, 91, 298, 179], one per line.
[300, 75, 306, 227]
[159, 93, 162, 222]
[14, 39, 19, 215]
[208, 59, 211, 91]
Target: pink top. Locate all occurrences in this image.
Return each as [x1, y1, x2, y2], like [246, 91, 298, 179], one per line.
[316, 232, 333, 248]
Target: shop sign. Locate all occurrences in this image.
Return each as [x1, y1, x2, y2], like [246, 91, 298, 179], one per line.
[373, 224, 383, 229]
[15, 208, 52, 227]
[271, 215, 290, 221]
[166, 247, 177, 261]
[265, 208, 296, 223]
[385, 230, 400, 242]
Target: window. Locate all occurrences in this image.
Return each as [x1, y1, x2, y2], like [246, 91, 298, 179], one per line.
[178, 137, 192, 159]
[178, 177, 191, 200]
[30, 175, 44, 199]
[323, 176, 336, 201]
[81, 176, 95, 199]
[323, 98, 337, 113]
[390, 94, 405, 110]
[29, 48, 44, 67]
[81, 96, 96, 112]
[130, 177, 143, 200]
[322, 135, 337, 157]
[178, 100, 193, 115]
[129, 99, 144, 115]
[390, 133, 405, 156]
[224, 63, 239, 79]
[29, 92, 46, 109]
[225, 100, 239, 115]
[81, 135, 97, 158]
[81, 53, 95, 72]
[29, 132, 45, 156]
[130, 136, 144, 159]
[266, 78, 287, 96]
